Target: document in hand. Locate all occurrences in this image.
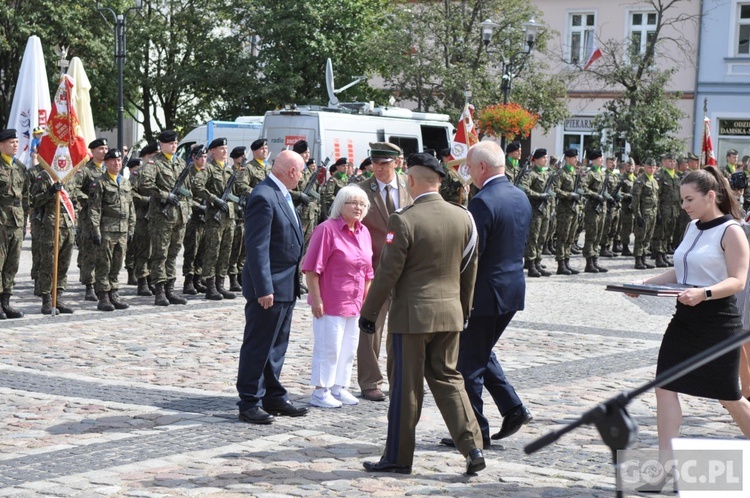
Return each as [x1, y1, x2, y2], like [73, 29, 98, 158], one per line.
[605, 282, 694, 297]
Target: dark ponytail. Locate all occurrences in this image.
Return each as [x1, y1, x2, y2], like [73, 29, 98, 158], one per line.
[681, 166, 741, 220]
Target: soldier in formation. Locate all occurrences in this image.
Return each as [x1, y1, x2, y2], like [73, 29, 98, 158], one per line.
[181, 144, 210, 295]
[521, 148, 554, 278]
[632, 158, 659, 270]
[553, 149, 583, 275]
[581, 149, 610, 273]
[651, 153, 680, 268]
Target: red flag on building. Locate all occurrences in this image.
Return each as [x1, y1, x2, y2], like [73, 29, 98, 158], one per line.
[584, 42, 603, 70]
[702, 116, 717, 167]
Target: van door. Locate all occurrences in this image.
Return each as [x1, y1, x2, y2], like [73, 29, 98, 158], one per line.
[420, 125, 451, 154]
[388, 136, 419, 157]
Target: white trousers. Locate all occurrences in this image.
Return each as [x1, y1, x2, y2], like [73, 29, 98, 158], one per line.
[310, 314, 360, 388]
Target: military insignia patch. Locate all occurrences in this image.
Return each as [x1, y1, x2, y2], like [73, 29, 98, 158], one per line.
[385, 231, 395, 245]
[400, 179, 406, 188]
[370, 182, 377, 191]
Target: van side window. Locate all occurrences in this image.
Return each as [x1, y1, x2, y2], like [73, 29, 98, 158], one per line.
[389, 137, 418, 157]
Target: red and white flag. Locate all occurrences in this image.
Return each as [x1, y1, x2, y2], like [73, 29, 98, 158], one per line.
[702, 116, 717, 167]
[449, 103, 479, 163]
[584, 42, 603, 70]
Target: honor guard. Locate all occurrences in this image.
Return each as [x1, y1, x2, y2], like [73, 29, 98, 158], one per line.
[181, 144, 210, 295]
[581, 149, 610, 273]
[553, 148, 583, 275]
[631, 158, 660, 270]
[132, 143, 159, 296]
[521, 148, 554, 277]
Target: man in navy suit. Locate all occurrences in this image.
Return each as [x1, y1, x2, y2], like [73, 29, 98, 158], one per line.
[441, 141, 533, 449]
[236, 150, 309, 424]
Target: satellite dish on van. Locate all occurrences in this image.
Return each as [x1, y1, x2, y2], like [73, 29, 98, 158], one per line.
[326, 58, 366, 108]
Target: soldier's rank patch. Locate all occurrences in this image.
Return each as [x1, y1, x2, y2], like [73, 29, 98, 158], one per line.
[400, 179, 406, 188]
[385, 231, 395, 245]
[370, 182, 377, 191]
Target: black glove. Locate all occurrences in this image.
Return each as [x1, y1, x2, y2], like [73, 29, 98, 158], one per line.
[47, 182, 63, 196]
[127, 233, 133, 244]
[539, 193, 549, 200]
[213, 197, 229, 213]
[636, 217, 645, 228]
[359, 317, 376, 335]
[569, 192, 580, 201]
[166, 193, 180, 206]
[299, 192, 311, 206]
[597, 194, 605, 203]
[92, 234, 102, 246]
[196, 204, 208, 213]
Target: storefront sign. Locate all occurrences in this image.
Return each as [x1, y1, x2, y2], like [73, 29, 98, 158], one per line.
[718, 119, 750, 136]
[564, 117, 595, 132]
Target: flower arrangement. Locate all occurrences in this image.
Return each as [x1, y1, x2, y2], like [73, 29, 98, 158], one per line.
[477, 103, 539, 140]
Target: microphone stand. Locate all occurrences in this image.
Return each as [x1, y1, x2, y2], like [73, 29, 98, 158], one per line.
[525, 329, 750, 498]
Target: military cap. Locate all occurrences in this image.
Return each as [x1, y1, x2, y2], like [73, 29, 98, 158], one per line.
[191, 144, 207, 157]
[230, 146, 247, 159]
[359, 157, 372, 170]
[333, 157, 348, 167]
[564, 148, 578, 158]
[139, 142, 159, 157]
[407, 152, 445, 177]
[661, 152, 675, 160]
[104, 148, 122, 160]
[439, 147, 451, 158]
[369, 141, 401, 158]
[727, 148, 739, 156]
[687, 152, 699, 161]
[88, 137, 107, 149]
[532, 148, 547, 160]
[208, 137, 227, 149]
[292, 140, 309, 154]
[506, 142, 521, 153]
[127, 158, 143, 168]
[250, 138, 267, 151]
[588, 149, 603, 160]
[306, 158, 316, 166]
[329, 164, 338, 174]
[158, 130, 178, 143]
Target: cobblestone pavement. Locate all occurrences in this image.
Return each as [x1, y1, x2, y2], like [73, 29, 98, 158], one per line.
[1, 240, 746, 497]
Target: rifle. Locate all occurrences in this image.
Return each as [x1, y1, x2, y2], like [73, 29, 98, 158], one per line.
[607, 175, 627, 213]
[594, 168, 611, 214]
[304, 157, 329, 200]
[538, 168, 560, 213]
[513, 155, 532, 187]
[213, 165, 240, 222]
[160, 163, 192, 216]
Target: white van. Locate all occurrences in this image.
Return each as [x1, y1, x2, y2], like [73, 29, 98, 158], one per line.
[177, 117, 264, 161]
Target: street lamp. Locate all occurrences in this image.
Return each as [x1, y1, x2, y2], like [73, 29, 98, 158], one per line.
[96, 0, 144, 152]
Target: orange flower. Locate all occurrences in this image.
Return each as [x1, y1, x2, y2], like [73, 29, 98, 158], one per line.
[477, 103, 539, 140]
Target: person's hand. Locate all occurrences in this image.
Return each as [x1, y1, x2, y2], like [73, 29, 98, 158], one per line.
[548, 191, 557, 199]
[677, 288, 706, 307]
[625, 279, 645, 299]
[359, 317, 376, 334]
[92, 234, 102, 246]
[575, 188, 585, 196]
[615, 192, 624, 201]
[299, 192, 311, 206]
[310, 296, 324, 318]
[213, 197, 229, 213]
[604, 192, 613, 201]
[569, 192, 580, 201]
[636, 217, 645, 228]
[539, 193, 549, 200]
[258, 294, 274, 309]
[597, 194, 605, 203]
[167, 193, 180, 206]
[47, 182, 63, 196]
[127, 233, 133, 244]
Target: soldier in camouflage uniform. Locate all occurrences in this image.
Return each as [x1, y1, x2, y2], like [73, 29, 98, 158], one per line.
[130, 143, 159, 296]
[181, 144, 210, 295]
[320, 158, 349, 221]
[651, 153, 680, 268]
[600, 157, 622, 257]
[554, 149, 583, 275]
[438, 148, 468, 206]
[138, 130, 190, 307]
[581, 149, 610, 273]
[70, 138, 108, 301]
[26, 162, 45, 296]
[0, 129, 29, 319]
[351, 157, 373, 185]
[88, 149, 135, 311]
[673, 152, 701, 247]
[631, 159, 659, 270]
[721, 148, 740, 179]
[521, 148, 554, 277]
[618, 160, 636, 256]
[504, 142, 522, 185]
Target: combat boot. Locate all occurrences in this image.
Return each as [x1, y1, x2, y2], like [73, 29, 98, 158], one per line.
[542, 244, 551, 256]
[97, 291, 115, 312]
[84, 284, 97, 302]
[655, 253, 669, 268]
[621, 243, 633, 256]
[584, 257, 599, 273]
[593, 257, 608, 273]
[183, 275, 197, 295]
[228, 274, 242, 292]
[205, 277, 223, 300]
[571, 243, 582, 255]
[665, 255, 674, 267]
[41, 294, 57, 315]
[613, 241, 623, 253]
[127, 268, 137, 285]
[193, 274, 207, 293]
[565, 259, 580, 275]
[154, 283, 170, 306]
[55, 290, 74, 314]
[0, 306, 5, 319]
[600, 245, 615, 257]
[165, 279, 188, 305]
[109, 290, 130, 310]
[524, 259, 533, 270]
[556, 260, 572, 275]
[535, 260, 552, 277]
[147, 276, 156, 294]
[527, 265, 542, 278]
[634, 256, 646, 270]
[1, 293, 23, 319]
[216, 276, 236, 299]
[137, 277, 153, 296]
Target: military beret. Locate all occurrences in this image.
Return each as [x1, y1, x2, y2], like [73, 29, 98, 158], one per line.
[0, 129, 18, 142]
[727, 148, 739, 156]
[250, 138, 267, 151]
[359, 157, 372, 170]
[439, 147, 451, 158]
[423, 148, 436, 158]
[158, 130, 178, 143]
[329, 164, 338, 174]
[104, 148, 122, 160]
[532, 148, 547, 160]
[230, 146, 247, 159]
[191, 144, 207, 157]
[139, 142, 159, 157]
[334, 157, 348, 167]
[564, 148, 578, 158]
[369, 141, 401, 158]
[88, 137, 107, 149]
[208, 137, 227, 149]
[127, 158, 143, 168]
[505, 142, 521, 153]
[407, 152, 445, 177]
[292, 140, 308, 154]
[306, 158, 316, 166]
[588, 149, 603, 160]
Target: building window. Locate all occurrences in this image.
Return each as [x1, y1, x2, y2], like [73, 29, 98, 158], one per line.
[568, 12, 595, 65]
[629, 11, 657, 57]
[738, 3, 750, 55]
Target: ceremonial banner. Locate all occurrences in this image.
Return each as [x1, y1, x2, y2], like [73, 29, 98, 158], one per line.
[702, 116, 717, 167]
[67, 57, 96, 146]
[449, 103, 479, 183]
[7, 35, 51, 168]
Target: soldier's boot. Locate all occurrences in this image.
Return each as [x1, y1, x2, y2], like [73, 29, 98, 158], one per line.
[183, 275, 198, 295]
[584, 257, 599, 273]
[535, 260, 552, 277]
[147, 276, 156, 294]
[137, 278, 153, 296]
[109, 290, 130, 310]
[127, 268, 137, 286]
[33, 279, 41, 297]
[527, 264, 542, 278]
[228, 274, 242, 292]
[643, 256, 655, 269]
[55, 290, 74, 314]
[0, 305, 6, 319]
[193, 275, 207, 293]
[635, 256, 648, 270]
[84, 284, 97, 302]
[600, 245, 615, 257]
[556, 260, 572, 276]
[541, 244, 552, 256]
[667, 244, 675, 255]
[41, 294, 57, 316]
[665, 255, 674, 267]
[216, 277, 236, 300]
[593, 257, 609, 273]
[154, 283, 170, 307]
[524, 259, 533, 270]
[655, 253, 669, 268]
[571, 244, 582, 255]
[204, 277, 223, 301]
[1, 293, 24, 319]
[165, 279, 188, 305]
[621, 243, 633, 256]
[565, 259, 580, 275]
[613, 241, 623, 253]
[97, 291, 115, 312]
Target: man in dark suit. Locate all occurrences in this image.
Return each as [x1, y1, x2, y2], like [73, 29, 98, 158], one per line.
[236, 150, 309, 424]
[441, 141, 533, 449]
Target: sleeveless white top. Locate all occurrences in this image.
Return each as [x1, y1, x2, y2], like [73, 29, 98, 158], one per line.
[674, 215, 738, 287]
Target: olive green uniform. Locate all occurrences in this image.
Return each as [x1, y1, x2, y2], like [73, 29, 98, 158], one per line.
[182, 164, 209, 278]
[554, 165, 581, 262]
[521, 166, 553, 263]
[651, 168, 680, 255]
[618, 173, 636, 250]
[582, 167, 609, 258]
[70, 159, 104, 287]
[320, 173, 348, 220]
[26, 164, 44, 291]
[602, 170, 623, 250]
[631, 173, 659, 257]
[439, 166, 468, 206]
[194, 160, 235, 279]
[129, 167, 152, 281]
[292, 164, 321, 247]
[0, 155, 29, 295]
[229, 160, 262, 278]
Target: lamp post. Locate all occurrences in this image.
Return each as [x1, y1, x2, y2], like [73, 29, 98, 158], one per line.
[96, 0, 144, 152]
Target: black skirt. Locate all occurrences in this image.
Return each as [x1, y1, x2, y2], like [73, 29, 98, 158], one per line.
[657, 296, 742, 400]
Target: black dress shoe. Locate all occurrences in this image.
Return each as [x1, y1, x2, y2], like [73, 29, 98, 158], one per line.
[363, 459, 412, 474]
[263, 400, 309, 417]
[238, 407, 274, 425]
[439, 437, 491, 450]
[491, 405, 533, 440]
[465, 448, 486, 475]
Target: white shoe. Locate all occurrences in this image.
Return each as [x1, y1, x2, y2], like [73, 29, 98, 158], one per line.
[310, 389, 342, 408]
[332, 388, 359, 405]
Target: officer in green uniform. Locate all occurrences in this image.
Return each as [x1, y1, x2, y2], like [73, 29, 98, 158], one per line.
[321, 158, 349, 220]
[601, 157, 622, 257]
[71, 138, 108, 301]
[618, 159, 636, 256]
[721, 148, 739, 179]
[632, 158, 659, 270]
[521, 148, 554, 277]
[0, 129, 29, 319]
[246, 138, 269, 185]
[505, 142, 522, 185]
[88, 149, 135, 311]
[581, 149, 610, 273]
[439, 148, 468, 206]
[181, 144, 210, 295]
[554, 149, 583, 275]
[131, 143, 159, 296]
[651, 153, 680, 268]
[138, 130, 190, 306]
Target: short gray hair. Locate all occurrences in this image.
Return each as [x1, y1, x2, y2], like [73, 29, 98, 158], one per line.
[468, 141, 505, 171]
[329, 185, 370, 219]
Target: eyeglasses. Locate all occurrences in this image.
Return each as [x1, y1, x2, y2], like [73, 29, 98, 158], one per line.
[344, 201, 368, 208]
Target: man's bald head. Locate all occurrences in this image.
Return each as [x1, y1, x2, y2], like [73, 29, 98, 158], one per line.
[272, 150, 304, 189]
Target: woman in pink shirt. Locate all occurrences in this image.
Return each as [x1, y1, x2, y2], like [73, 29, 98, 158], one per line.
[302, 185, 374, 408]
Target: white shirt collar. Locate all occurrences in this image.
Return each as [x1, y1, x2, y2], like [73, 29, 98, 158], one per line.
[269, 172, 289, 197]
[376, 176, 398, 191]
[482, 173, 505, 187]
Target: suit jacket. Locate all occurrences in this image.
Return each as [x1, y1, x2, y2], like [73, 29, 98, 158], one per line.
[358, 173, 411, 270]
[468, 175, 532, 316]
[242, 176, 303, 302]
[360, 193, 478, 334]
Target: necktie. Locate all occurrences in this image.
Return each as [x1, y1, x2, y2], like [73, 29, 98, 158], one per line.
[285, 191, 298, 225]
[384, 185, 396, 215]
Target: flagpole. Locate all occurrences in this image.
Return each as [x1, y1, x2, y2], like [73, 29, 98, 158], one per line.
[51, 191, 61, 316]
[701, 98, 708, 168]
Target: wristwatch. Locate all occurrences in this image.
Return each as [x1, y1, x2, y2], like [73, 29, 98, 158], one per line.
[704, 288, 713, 301]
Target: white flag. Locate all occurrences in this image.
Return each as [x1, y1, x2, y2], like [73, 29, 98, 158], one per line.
[67, 57, 96, 146]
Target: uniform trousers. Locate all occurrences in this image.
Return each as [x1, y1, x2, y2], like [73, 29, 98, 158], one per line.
[583, 208, 606, 258]
[524, 208, 549, 261]
[182, 217, 205, 276]
[132, 215, 151, 279]
[620, 205, 634, 247]
[78, 212, 97, 285]
[201, 216, 233, 278]
[30, 217, 42, 280]
[384, 331, 482, 467]
[0, 225, 22, 293]
[38, 224, 74, 294]
[357, 298, 390, 391]
[310, 314, 359, 388]
[95, 231, 127, 292]
[228, 221, 244, 276]
[555, 208, 578, 261]
[148, 218, 186, 285]
[633, 213, 657, 257]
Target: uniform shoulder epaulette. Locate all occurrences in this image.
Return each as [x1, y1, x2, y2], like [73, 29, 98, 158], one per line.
[394, 204, 414, 214]
[448, 201, 468, 210]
